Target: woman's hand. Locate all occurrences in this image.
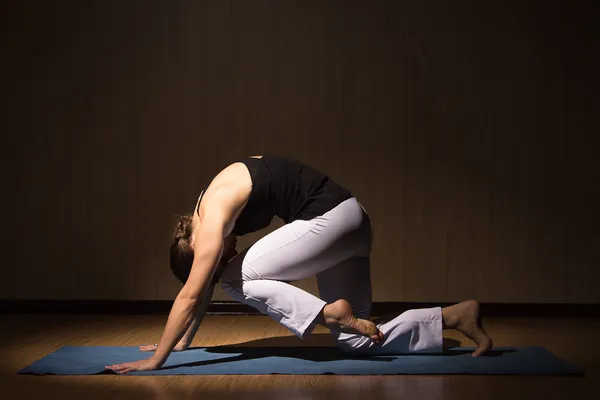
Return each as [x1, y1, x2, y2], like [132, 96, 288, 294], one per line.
[139, 342, 189, 352]
[105, 357, 161, 374]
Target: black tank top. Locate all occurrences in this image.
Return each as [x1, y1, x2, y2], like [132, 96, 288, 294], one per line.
[198, 156, 353, 236]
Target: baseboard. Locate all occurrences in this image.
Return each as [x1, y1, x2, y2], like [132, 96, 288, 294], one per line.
[0, 300, 598, 317]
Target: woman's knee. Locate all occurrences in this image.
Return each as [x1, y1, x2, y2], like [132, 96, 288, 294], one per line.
[218, 247, 256, 290]
[333, 332, 375, 353]
[219, 276, 239, 293]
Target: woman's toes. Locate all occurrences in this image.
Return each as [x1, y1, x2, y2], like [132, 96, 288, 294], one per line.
[472, 339, 493, 357]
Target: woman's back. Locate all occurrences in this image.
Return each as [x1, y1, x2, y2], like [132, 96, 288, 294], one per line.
[232, 156, 352, 235]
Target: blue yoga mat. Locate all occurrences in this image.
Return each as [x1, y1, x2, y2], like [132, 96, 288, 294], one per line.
[18, 346, 582, 376]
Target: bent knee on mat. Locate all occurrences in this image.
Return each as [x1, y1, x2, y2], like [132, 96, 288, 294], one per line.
[333, 333, 375, 353]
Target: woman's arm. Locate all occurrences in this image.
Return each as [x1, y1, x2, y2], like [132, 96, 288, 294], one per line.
[149, 187, 244, 367]
[107, 230, 223, 373]
[149, 219, 224, 366]
[176, 280, 216, 349]
[105, 182, 248, 374]
[140, 279, 217, 353]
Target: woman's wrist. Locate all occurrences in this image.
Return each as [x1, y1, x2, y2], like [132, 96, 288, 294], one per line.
[148, 354, 164, 369]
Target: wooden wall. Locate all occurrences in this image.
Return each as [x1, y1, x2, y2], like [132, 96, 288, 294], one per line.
[2, 0, 597, 303]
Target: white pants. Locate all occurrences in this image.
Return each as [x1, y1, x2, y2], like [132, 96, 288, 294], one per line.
[220, 197, 443, 354]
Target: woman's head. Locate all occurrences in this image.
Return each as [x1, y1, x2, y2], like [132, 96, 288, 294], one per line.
[169, 212, 239, 285]
[169, 214, 194, 284]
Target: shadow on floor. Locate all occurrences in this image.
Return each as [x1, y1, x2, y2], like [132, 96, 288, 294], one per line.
[154, 335, 512, 371]
[208, 334, 463, 350]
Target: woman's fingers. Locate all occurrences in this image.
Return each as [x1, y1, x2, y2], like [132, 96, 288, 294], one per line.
[140, 343, 188, 352]
[107, 363, 137, 374]
[105, 362, 131, 373]
[118, 367, 133, 374]
[105, 357, 160, 374]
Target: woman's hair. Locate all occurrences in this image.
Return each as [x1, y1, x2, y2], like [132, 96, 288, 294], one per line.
[169, 214, 195, 284]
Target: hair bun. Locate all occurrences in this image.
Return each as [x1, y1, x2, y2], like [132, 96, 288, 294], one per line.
[173, 214, 193, 242]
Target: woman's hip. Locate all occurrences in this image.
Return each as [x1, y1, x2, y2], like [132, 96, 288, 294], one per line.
[222, 197, 371, 283]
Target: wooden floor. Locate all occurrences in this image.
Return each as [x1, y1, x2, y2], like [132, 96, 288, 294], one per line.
[2, 314, 597, 399]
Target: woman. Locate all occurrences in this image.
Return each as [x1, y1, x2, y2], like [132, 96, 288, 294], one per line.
[106, 155, 492, 374]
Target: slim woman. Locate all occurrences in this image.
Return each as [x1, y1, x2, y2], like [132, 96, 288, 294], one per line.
[106, 155, 492, 373]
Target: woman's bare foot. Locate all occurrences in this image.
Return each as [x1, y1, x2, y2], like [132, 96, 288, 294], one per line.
[322, 299, 384, 343]
[442, 299, 493, 357]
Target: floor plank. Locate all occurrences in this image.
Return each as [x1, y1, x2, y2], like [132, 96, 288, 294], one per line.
[1, 314, 596, 399]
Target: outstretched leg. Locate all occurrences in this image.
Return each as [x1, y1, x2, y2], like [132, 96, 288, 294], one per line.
[316, 256, 444, 354]
[317, 257, 493, 356]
